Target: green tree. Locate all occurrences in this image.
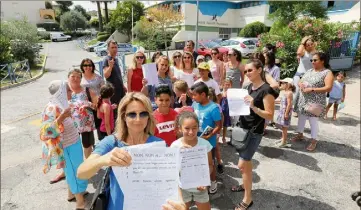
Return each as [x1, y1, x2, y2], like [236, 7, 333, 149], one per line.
[104, 1, 110, 23]
[74, 5, 91, 21]
[60, 11, 87, 32]
[109, 0, 144, 40]
[268, 1, 328, 26]
[45, 1, 53, 9]
[95, 1, 103, 32]
[55, 1, 73, 13]
[239, 21, 267, 37]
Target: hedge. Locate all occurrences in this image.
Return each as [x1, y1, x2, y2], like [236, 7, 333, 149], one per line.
[97, 34, 110, 41]
[97, 31, 109, 37]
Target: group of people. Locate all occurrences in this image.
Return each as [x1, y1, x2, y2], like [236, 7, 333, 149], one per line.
[39, 37, 346, 210]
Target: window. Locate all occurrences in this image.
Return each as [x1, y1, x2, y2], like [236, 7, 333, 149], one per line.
[327, 1, 335, 8]
[219, 28, 232, 39]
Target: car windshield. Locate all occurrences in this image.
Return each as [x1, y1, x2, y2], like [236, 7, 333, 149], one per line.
[220, 40, 231, 46]
[202, 41, 221, 48]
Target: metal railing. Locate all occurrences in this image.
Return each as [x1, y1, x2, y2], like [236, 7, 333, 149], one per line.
[328, 32, 360, 58]
[1, 59, 32, 85]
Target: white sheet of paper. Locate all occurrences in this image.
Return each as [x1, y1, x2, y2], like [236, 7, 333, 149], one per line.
[113, 146, 180, 210]
[179, 146, 210, 189]
[227, 88, 250, 116]
[142, 63, 158, 86]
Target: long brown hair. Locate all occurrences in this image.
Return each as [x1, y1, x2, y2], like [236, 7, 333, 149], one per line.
[247, 59, 265, 81]
[181, 51, 195, 69]
[131, 51, 146, 69]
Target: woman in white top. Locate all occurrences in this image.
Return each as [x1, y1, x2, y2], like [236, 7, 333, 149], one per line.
[293, 36, 317, 116]
[174, 51, 199, 88]
[170, 51, 182, 81]
[208, 47, 224, 87]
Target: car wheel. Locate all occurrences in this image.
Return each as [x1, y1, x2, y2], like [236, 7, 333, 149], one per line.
[205, 55, 212, 62]
[52, 39, 56, 42]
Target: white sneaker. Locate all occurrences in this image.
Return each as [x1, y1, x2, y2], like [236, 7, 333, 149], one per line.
[209, 181, 218, 194]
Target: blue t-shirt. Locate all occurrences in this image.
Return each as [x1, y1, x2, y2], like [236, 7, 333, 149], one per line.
[192, 101, 221, 147]
[92, 135, 163, 210]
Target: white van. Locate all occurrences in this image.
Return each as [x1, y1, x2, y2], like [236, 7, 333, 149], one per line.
[50, 33, 72, 42]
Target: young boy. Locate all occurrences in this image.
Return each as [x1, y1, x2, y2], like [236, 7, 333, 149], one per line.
[191, 82, 222, 194]
[194, 62, 222, 103]
[173, 80, 193, 108]
[154, 85, 179, 146]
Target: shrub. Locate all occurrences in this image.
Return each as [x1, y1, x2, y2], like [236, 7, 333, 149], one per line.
[97, 34, 110, 41]
[9, 39, 39, 65]
[0, 35, 13, 65]
[239, 21, 268, 38]
[37, 31, 51, 40]
[258, 18, 359, 78]
[60, 11, 88, 32]
[97, 31, 109, 36]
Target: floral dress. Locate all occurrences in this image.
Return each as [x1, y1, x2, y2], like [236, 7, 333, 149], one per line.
[276, 93, 292, 127]
[297, 69, 330, 117]
[40, 104, 65, 174]
[70, 89, 95, 133]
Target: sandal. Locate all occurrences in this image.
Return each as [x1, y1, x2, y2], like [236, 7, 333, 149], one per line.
[235, 201, 254, 210]
[231, 185, 245, 192]
[67, 191, 89, 202]
[50, 174, 65, 184]
[307, 140, 317, 151]
[290, 135, 303, 142]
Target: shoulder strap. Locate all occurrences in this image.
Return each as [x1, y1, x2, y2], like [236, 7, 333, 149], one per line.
[251, 118, 264, 132]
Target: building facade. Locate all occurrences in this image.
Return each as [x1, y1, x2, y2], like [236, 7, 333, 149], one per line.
[1, 1, 46, 25]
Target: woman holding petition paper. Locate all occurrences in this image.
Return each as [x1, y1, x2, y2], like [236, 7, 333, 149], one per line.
[77, 92, 186, 210]
[230, 59, 275, 210]
[127, 51, 146, 92]
[141, 55, 174, 110]
[40, 80, 88, 209]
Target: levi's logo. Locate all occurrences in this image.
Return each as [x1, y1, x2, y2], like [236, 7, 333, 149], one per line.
[156, 121, 175, 133]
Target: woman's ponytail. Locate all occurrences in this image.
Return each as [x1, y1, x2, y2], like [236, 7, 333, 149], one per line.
[97, 96, 103, 109]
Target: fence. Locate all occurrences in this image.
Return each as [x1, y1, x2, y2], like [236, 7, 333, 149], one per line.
[1, 59, 32, 85]
[328, 32, 360, 71]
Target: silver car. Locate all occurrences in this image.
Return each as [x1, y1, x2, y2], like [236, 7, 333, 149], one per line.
[220, 37, 257, 57]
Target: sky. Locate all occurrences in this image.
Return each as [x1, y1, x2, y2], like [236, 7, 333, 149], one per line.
[69, 1, 159, 11]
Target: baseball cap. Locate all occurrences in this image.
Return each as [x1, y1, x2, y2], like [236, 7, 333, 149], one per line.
[197, 62, 210, 71]
[279, 78, 293, 84]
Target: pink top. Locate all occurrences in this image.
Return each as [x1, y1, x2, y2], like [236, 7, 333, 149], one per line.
[99, 101, 115, 133]
[209, 61, 221, 85]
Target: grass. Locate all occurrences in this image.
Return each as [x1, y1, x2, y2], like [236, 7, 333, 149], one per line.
[87, 39, 98, 46]
[39, 39, 51, 43]
[1, 55, 46, 88]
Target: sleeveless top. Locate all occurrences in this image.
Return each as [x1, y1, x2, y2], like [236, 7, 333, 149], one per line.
[81, 74, 104, 96]
[130, 67, 144, 92]
[99, 100, 115, 133]
[297, 68, 331, 117]
[296, 51, 313, 75]
[225, 63, 241, 88]
[208, 60, 221, 85]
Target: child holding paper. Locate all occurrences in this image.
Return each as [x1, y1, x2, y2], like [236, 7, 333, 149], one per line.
[154, 85, 179, 146]
[191, 82, 222, 194]
[171, 111, 213, 210]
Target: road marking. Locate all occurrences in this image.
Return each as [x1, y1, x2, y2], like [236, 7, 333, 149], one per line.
[29, 118, 42, 127]
[5, 111, 41, 124]
[1, 124, 16, 134]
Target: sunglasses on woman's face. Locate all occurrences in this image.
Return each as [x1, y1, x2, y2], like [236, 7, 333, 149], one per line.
[211, 52, 218, 55]
[173, 55, 181, 59]
[136, 56, 144, 60]
[82, 64, 92, 67]
[227, 54, 235, 57]
[125, 111, 149, 119]
[310, 59, 319, 63]
[183, 56, 191, 60]
[245, 69, 254, 73]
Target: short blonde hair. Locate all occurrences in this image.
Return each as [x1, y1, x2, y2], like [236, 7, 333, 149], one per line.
[115, 92, 156, 142]
[131, 51, 146, 69]
[173, 80, 188, 93]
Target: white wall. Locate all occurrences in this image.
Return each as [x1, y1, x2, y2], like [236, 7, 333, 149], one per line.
[327, 2, 360, 23]
[173, 30, 218, 41]
[1, 1, 44, 25]
[237, 4, 273, 27]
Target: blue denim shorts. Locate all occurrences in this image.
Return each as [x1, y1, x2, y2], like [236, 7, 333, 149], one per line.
[238, 132, 262, 161]
[328, 97, 341, 105]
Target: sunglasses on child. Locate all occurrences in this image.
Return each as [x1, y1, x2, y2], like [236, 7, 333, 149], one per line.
[125, 111, 149, 119]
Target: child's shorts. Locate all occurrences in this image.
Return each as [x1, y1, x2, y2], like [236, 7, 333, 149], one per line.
[328, 97, 342, 105]
[181, 189, 209, 203]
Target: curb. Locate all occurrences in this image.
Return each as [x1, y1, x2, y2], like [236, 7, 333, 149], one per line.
[1, 55, 48, 91]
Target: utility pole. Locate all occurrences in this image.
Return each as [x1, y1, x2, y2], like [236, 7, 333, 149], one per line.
[131, 5, 134, 44]
[195, 0, 199, 49]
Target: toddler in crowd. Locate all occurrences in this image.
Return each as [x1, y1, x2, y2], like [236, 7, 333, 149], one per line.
[171, 111, 213, 210]
[275, 78, 295, 148]
[325, 71, 346, 120]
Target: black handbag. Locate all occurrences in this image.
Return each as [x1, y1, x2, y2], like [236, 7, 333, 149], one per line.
[90, 136, 118, 210]
[231, 120, 263, 152]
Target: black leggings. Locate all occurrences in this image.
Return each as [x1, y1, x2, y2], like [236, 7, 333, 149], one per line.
[81, 131, 95, 148]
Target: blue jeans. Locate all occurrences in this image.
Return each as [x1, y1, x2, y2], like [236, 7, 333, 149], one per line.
[238, 132, 262, 161]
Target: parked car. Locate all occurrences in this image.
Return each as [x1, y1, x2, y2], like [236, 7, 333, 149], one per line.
[86, 42, 105, 52]
[220, 37, 257, 57]
[95, 43, 134, 57]
[94, 43, 107, 53]
[50, 33, 72, 42]
[197, 40, 229, 61]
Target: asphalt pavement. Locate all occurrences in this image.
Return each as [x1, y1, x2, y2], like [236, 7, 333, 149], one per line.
[1, 41, 360, 210]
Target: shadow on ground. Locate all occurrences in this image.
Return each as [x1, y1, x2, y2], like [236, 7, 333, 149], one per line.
[321, 115, 360, 127]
